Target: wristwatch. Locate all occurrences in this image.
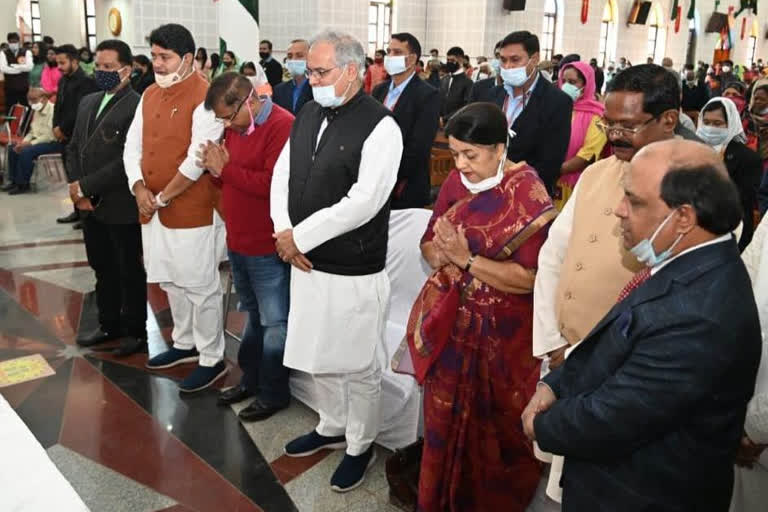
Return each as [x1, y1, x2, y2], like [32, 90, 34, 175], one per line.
[464, 254, 476, 271]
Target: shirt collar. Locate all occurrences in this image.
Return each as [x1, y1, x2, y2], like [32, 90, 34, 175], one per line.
[650, 233, 733, 276]
[512, 71, 540, 98]
[452, 67, 465, 76]
[388, 71, 416, 96]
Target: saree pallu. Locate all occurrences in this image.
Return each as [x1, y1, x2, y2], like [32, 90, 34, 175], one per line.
[395, 165, 555, 512]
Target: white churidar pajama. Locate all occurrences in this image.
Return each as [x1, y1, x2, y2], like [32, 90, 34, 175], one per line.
[124, 97, 226, 367]
[271, 115, 403, 455]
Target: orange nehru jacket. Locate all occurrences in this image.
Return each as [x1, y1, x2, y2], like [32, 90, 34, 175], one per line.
[140, 73, 220, 228]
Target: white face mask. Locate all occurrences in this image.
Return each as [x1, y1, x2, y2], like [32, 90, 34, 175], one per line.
[30, 102, 44, 111]
[8, 42, 19, 52]
[500, 64, 530, 88]
[459, 147, 506, 194]
[155, 56, 189, 89]
[697, 124, 730, 148]
[384, 55, 408, 76]
[477, 72, 490, 81]
[312, 69, 352, 108]
[722, 66, 732, 73]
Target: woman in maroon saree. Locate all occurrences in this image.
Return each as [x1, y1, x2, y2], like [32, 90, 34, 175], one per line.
[394, 103, 556, 511]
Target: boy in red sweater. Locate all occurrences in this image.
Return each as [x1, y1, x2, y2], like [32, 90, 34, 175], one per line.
[199, 70, 294, 421]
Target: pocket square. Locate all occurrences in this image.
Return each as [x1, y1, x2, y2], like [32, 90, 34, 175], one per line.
[618, 309, 633, 338]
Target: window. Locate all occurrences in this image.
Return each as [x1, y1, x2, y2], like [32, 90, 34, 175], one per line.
[84, 0, 96, 50]
[368, 1, 392, 57]
[647, 5, 665, 63]
[541, 0, 557, 61]
[747, 20, 759, 65]
[685, 17, 697, 66]
[598, 1, 614, 67]
[30, 1, 41, 42]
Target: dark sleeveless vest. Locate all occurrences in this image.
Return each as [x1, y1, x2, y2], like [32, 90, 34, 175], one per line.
[288, 91, 394, 276]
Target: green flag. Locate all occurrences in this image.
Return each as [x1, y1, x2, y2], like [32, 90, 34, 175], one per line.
[671, 0, 679, 20]
[687, 0, 696, 20]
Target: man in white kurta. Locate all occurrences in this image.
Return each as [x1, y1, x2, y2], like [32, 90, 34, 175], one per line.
[732, 217, 768, 511]
[123, 24, 227, 393]
[270, 30, 402, 493]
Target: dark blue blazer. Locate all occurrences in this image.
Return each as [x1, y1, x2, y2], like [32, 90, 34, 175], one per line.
[469, 73, 572, 196]
[372, 76, 440, 209]
[535, 239, 761, 512]
[273, 79, 313, 116]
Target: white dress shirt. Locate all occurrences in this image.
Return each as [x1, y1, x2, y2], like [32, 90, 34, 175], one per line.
[0, 49, 34, 75]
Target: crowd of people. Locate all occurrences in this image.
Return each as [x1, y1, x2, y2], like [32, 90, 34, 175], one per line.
[2, 19, 768, 512]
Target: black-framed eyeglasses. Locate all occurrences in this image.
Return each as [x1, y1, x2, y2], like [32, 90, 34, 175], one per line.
[304, 66, 338, 80]
[596, 115, 660, 137]
[216, 96, 248, 123]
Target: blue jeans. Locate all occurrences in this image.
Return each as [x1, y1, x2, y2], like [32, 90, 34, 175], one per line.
[7, 142, 65, 185]
[229, 250, 290, 408]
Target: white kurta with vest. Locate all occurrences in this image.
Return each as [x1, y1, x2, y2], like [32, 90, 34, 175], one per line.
[271, 93, 402, 455]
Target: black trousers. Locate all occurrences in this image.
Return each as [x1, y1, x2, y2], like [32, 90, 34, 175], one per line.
[5, 87, 29, 108]
[82, 215, 147, 338]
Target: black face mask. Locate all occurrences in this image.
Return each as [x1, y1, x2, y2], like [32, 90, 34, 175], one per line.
[259, 52, 270, 60]
[446, 61, 459, 73]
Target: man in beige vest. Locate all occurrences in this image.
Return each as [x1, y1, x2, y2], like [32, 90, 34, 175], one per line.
[528, 64, 681, 510]
[123, 24, 226, 393]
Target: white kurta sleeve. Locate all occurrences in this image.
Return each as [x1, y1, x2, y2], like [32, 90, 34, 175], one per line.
[270, 140, 293, 232]
[292, 116, 403, 254]
[123, 96, 145, 195]
[0, 52, 15, 74]
[178, 102, 224, 181]
[17, 50, 33, 72]
[532, 180, 580, 359]
[742, 216, 768, 285]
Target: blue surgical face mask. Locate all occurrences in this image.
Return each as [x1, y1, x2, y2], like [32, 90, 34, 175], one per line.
[286, 59, 306, 78]
[312, 70, 351, 108]
[490, 59, 501, 73]
[561, 82, 582, 101]
[630, 210, 684, 267]
[697, 124, 729, 147]
[500, 64, 530, 88]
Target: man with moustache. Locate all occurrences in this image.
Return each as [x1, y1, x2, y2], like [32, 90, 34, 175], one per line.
[530, 64, 683, 505]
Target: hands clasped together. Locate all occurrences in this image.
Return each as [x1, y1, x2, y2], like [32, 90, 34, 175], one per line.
[521, 383, 557, 442]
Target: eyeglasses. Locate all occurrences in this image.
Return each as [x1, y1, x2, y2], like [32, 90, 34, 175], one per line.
[304, 66, 339, 80]
[216, 96, 248, 123]
[595, 116, 659, 137]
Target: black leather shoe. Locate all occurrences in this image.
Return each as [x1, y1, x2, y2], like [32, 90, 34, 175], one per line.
[76, 328, 118, 347]
[73, 221, 83, 230]
[218, 384, 253, 406]
[112, 336, 148, 357]
[57, 211, 79, 223]
[238, 399, 286, 422]
[1, 183, 16, 192]
[8, 184, 29, 195]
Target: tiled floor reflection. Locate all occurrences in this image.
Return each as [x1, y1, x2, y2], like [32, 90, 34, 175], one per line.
[0, 186, 403, 512]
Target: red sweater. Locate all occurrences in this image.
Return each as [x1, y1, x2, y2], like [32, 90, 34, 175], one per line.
[216, 104, 294, 256]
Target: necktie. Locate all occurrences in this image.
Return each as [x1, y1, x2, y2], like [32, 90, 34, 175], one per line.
[616, 267, 651, 303]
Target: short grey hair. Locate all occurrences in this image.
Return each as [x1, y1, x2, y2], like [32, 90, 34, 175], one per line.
[310, 30, 365, 81]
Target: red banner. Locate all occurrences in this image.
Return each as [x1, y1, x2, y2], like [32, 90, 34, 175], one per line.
[581, 0, 589, 24]
[675, 7, 682, 33]
[741, 17, 747, 40]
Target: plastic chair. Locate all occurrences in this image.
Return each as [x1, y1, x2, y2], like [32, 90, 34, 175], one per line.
[0, 104, 31, 178]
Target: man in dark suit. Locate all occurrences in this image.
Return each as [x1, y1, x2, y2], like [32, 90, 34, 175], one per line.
[524, 139, 762, 512]
[66, 40, 147, 357]
[372, 33, 440, 209]
[53, 44, 99, 226]
[438, 46, 472, 123]
[273, 39, 313, 115]
[259, 39, 284, 87]
[476, 31, 572, 195]
[469, 40, 503, 104]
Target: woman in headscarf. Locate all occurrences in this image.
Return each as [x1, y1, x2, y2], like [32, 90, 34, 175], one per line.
[394, 102, 555, 511]
[697, 97, 762, 250]
[723, 80, 749, 130]
[746, 78, 768, 171]
[553, 61, 607, 211]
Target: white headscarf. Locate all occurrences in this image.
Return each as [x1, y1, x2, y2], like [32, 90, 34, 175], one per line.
[697, 96, 747, 152]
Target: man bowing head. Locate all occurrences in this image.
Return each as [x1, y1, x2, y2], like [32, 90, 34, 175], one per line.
[270, 30, 403, 493]
[523, 139, 762, 512]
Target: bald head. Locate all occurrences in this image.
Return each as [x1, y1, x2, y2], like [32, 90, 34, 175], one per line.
[615, 139, 741, 263]
[27, 87, 50, 106]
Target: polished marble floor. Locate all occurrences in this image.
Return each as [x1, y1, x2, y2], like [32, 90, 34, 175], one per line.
[0, 182, 401, 512]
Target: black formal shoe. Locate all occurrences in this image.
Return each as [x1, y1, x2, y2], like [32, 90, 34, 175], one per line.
[217, 384, 253, 406]
[57, 211, 80, 223]
[1, 183, 16, 192]
[8, 184, 29, 195]
[112, 336, 148, 357]
[73, 221, 83, 230]
[76, 328, 119, 347]
[238, 399, 287, 422]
